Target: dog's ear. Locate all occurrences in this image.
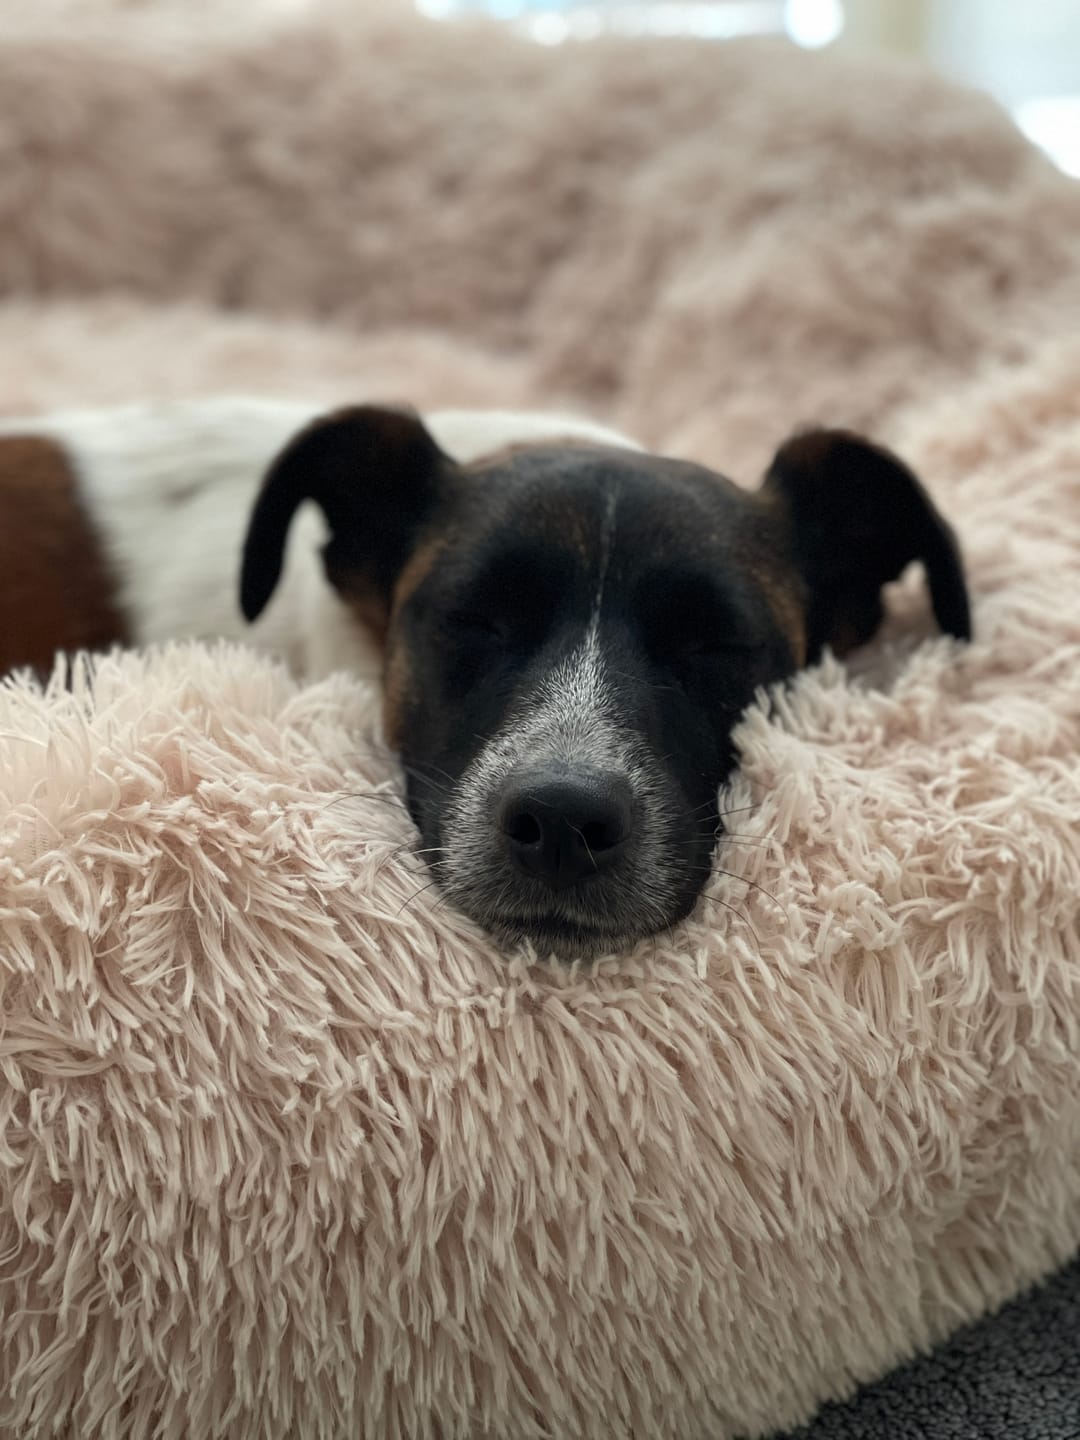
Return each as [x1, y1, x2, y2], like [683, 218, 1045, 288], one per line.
[762, 427, 971, 661]
[240, 405, 449, 630]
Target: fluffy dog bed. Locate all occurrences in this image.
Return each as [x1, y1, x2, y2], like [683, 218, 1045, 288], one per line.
[2, 6, 1080, 1438]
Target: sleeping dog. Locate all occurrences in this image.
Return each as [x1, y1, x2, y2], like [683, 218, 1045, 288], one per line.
[0, 399, 970, 954]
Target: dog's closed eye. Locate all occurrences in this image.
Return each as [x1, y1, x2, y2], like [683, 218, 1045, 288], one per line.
[445, 608, 512, 645]
[676, 638, 761, 660]
[642, 576, 764, 664]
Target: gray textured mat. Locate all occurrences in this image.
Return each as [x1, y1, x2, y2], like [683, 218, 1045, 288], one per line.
[779, 1255, 1080, 1438]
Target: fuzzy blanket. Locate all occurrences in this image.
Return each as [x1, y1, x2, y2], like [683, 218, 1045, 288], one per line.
[1, 6, 1079, 1438]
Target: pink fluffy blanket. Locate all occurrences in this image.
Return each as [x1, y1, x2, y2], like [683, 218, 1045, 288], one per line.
[1, 7, 1079, 1438]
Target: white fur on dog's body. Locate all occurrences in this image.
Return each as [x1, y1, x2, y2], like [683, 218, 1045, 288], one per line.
[0, 398, 636, 684]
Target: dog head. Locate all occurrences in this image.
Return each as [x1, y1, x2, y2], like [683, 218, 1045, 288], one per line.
[240, 407, 970, 956]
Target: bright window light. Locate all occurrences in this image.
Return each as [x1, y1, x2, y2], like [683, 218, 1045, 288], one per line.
[784, 0, 843, 49]
[416, 2, 831, 44]
[1015, 96, 1080, 177]
[530, 5, 791, 43]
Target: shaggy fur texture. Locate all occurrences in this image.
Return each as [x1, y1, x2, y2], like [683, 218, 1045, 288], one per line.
[1, 6, 1079, 1438]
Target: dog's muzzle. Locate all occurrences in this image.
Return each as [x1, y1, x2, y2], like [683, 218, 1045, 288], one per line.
[431, 634, 708, 953]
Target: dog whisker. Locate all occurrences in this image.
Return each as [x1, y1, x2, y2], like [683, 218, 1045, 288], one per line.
[400, 763, 453, 796]
[712, 868, 783, 908]
[697, 892, 761, 948]
[395, 876, 443, 918]
[607, 667, 682, 699]
[374, 844, 422, 880]
[566, 821, 598, 872]
[685, 797, 722, 817]
[321, 790, 408, 815]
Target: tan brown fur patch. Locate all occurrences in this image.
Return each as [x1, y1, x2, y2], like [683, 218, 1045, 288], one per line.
[382, 643, 412, 752]
[742, 490, 808, 666]
[335, 574, 391, 650]
[392, 538, 446, 618]
[381, 536, 447, 748]
[756, 571, 807, 666]
[0, 436, 129, 675]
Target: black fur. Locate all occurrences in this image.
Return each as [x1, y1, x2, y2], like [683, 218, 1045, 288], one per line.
[764, 428, 971, 660]
[240, 405, 445, 625]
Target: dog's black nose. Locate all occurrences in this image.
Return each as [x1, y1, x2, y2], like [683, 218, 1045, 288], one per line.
[497, 767, 634, 887]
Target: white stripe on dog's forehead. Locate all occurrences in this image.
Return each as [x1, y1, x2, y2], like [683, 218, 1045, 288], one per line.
[535, 491, 619, 756]
[592, 488, 618, 619]
[536, 630, 610, 752]
[447, 488, 625, 815]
